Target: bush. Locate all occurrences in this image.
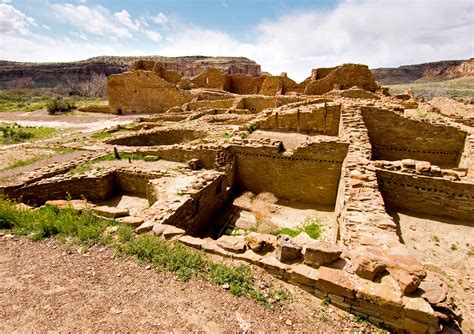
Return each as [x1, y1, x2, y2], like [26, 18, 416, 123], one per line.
[46, 98, 75, 114]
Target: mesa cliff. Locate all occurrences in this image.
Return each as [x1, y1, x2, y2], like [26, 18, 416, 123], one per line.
[0, 56, 261, 88]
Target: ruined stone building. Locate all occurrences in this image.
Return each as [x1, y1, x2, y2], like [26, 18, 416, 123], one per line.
[2, 59, 473, 333]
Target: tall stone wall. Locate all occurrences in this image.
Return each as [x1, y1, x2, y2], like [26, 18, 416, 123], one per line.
[107, 71, 194, 114]
[256, 103, 341, 136]
[377, 169, 474, 222]
[362, 107, 467, 166]
[232, 141, 348, 205]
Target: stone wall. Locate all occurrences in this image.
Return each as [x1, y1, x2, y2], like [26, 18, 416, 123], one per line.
[138, 145, 219, 169]
[232, 141, 348, 205]
[304, 64, 378, 95]
[106, 128, 207, 146]
[107, 71, 194, 114]
[256, 102, 341, 136]
[6, 171, 115, 206]
[362, 107, 467, 166]
[377, 169, 474, 222]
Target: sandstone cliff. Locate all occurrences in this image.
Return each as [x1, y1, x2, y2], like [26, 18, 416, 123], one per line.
[0, 56, 261, 88]
[372, 58, 474, 84]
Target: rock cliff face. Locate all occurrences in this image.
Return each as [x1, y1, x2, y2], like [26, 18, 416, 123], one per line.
[372, 58, 474, 84]
[0, 56, 261, 88]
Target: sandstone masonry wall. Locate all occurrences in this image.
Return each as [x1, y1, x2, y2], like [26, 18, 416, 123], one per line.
[377, 169, 474, 222]
[232, 141, 348, 205]
[362, 107, 467, 166]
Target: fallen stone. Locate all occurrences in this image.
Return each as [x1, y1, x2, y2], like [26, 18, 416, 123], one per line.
[353, 254, 387, 281]
[92, 206, 128, 219]
[418, 275, 448, 305]
[135, 221, 154, 234]
[303, 241, 342, 268]
[388, 268, 420, 295]
[356, 275, 403, 313]
[216, 235, 246, 253]
[188, 158, 202, 170]
[244, 232, 276, 253]
[115, 216, 144, 227]
[415, 161, 431, 174]
[275, 235, 302, 264]
[402, 296, 437, 325]
[152, 223, 167, 237]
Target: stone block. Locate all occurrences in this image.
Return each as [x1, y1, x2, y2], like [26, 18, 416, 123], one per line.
[356, 276, 403, 314]
[231, 250, 262, 265]
[178, 235, 205, 250]
[353, 254, 387, 281]
[92, 206, 128, 218]
[258, 255, 288, 277]
[303, 241, 342, 267]
[316, 267, 356, 298]
[290, 264, 319, 287]
[388, 268, 421, 295]
[216, 235, 246, 253]
[135, 221, 154, 234]
[244, 232, 276, 253]
[163, 225, 186, 240]
[116, 216, 144, 227]
[275, 235, 302, 263]
[402, 296, 437, 325]
[201, 239, 230, 257]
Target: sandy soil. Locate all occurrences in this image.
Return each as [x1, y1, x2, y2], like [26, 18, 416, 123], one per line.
[392, 209, 474, 327]
[0, 236, 382, 333]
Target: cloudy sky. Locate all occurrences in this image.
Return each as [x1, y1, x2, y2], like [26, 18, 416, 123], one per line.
[0, 0, 473, 80]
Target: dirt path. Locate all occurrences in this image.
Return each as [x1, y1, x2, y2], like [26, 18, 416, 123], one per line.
[0, 236, 381, 333]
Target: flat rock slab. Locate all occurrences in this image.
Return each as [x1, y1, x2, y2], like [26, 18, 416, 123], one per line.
[216, 235, 246, 253]
[316, 266, 356, 299]
[92, 206, 128, 218]
[135, 221, 154, 234]
[45, 199, 90, 211]
[163, 225, 186, 240]
[178, 235, 205, 250]
[303, 242, 342, 268]
[115, 216, 144, 227]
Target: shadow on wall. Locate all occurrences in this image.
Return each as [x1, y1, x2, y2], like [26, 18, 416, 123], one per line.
[362, 107, 467, 167]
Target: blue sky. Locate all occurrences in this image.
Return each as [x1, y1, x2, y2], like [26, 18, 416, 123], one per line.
[1, 0, 473, 80]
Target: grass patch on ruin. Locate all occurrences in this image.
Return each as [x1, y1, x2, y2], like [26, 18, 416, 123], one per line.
[0, 122, 57, 145]
[0, 197, 114, 243]
[277, 217, 322, 240]
[0, 197, 289, 307]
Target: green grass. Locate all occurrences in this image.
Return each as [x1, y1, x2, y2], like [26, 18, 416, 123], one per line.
[0, 155, 47, 171]
[276, 217, 322, 240]
[0, 90, 49, 113]
[0, 122, 57, 145]
[0, 197, 290, 307]
[385, 76, 474, 99]
[0, 197, 114, 243]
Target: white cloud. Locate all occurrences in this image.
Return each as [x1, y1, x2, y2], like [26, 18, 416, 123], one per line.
[157, 0, 474, 80]
[42, 24, 50, 30]
[150, 12, 168, 25]
[114, 9, 141, 32]
[0, 3, 37, 36]
[144, 30, 162, 42]
[51, 3, 132, 39]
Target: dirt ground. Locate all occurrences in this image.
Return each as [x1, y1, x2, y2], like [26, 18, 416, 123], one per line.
[391, 209, 474, 329]
[0, 236, 383, 333]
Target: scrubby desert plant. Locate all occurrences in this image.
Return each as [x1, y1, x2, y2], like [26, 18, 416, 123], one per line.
[46, 98, 75, 114]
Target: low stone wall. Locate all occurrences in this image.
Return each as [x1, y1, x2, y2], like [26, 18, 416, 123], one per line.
[5, 171, 115, 206]
[106, 128, 207, 146]
[232, 140, 348, 205]
[137, 144, 219, 169]
[362, 107, 467, 166]
[377, 169, 474, 222]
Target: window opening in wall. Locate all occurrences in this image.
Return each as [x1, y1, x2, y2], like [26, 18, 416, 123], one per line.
[117, 109, 123, 115]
